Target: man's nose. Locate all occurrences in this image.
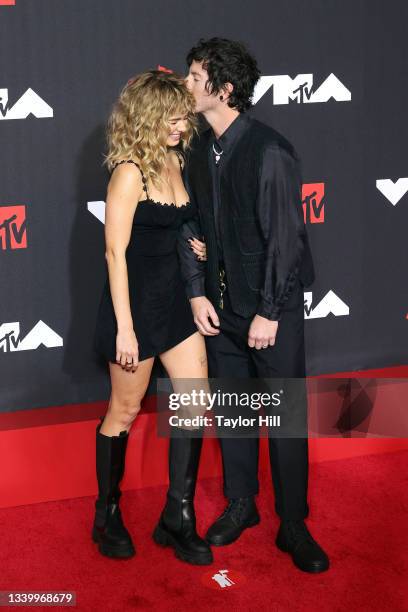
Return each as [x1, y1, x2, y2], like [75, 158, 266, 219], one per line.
[185, 75, 192, 90]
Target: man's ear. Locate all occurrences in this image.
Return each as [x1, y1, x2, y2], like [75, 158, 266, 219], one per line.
[222, 82, 234, 100]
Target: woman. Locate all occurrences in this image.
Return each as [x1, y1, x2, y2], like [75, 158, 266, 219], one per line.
[93, 70, 211, 565]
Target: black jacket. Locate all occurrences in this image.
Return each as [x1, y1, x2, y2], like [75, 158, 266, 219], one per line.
[177, 114, 315, 320]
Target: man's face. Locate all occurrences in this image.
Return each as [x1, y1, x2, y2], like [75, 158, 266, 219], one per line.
[185, 60, 217, 113]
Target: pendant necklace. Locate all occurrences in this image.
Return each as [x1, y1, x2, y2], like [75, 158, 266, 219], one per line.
[212, 142, 224, 165]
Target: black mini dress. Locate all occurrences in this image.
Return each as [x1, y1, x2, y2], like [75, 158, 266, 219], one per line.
[93, 156, 198, 363]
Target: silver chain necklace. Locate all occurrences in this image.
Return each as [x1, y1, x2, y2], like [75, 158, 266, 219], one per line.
[212, 142, 224, 164]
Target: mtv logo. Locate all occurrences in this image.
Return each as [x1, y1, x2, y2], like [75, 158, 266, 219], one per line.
[0, 88, 53, 120]
[253, 73, 351, 105]
[376, 178, 408, 206]
[304, 291, 349, 319]
[0, 205, 27, 250]
[0, 321, 63, 352]
[302, 183, 325, 224]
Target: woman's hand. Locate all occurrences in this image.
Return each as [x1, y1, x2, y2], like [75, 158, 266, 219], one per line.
[188, 236, 207, 261]
[116, 328, 139, 372]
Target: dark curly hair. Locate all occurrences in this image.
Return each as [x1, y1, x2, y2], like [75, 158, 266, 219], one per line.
[186, 37, 261, 112]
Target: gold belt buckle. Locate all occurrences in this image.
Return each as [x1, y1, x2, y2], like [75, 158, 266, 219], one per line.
[219, 268, 226, 309]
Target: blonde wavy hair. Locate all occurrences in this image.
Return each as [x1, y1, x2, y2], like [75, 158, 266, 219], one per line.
[104, 70, 198, 188]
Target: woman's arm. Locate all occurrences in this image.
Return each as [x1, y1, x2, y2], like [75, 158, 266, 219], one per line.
[104, 163, 143, 364]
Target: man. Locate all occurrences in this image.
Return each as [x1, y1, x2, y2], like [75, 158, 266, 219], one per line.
[179, 37, 329, 573]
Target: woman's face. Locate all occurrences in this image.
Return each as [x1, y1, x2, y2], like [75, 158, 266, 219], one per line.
[166, 113, 188, 147]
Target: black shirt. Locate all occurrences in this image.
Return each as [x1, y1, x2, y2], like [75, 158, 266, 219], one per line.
[208, 113, 251, 265]
[178, 114, 314, 320]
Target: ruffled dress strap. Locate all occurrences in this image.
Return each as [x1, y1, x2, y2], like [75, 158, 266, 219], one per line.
[112, 160, 149, 197]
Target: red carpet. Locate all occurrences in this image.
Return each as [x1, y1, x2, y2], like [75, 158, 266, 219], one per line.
[0, 450, 407, 611]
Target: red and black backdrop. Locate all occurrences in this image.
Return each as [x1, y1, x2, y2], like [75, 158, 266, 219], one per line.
[1, 0, 407, 414]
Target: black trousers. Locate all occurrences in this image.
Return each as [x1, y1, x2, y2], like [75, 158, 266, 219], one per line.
[205, 279, 309, 521]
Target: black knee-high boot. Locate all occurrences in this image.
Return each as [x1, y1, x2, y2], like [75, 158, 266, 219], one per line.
[152, 430, 213, 565]
[92, 417, 135, 558]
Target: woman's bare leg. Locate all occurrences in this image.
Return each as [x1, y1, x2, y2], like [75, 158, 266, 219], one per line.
[100, 357, 155, 436]
[159, 330, 207, 378]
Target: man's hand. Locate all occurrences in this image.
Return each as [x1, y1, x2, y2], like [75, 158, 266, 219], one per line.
[248, 314, 279, 349]
[190, 296, 220, 336]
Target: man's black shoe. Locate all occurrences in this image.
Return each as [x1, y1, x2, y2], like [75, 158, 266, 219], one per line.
[205, 497, 260, 546]
[276, 519, 329, 573]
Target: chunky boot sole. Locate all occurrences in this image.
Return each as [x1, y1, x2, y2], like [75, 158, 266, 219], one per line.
[92, 527, 135, 559]
[152, 524, 213, 565]
[206, 514, 260, 547]
[275, 534, 329, 573]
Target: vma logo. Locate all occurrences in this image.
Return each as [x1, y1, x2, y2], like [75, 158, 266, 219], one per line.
[302, 183, 325, 224]
[376, 178, 408, 206]
[253, 73, 351, 105]
[0, 321, 63, 352]
[304, 291, 349, 319]
[87, 201, 106, 224]
[0, 205, 27, 250]
[0, 88, 53, 120]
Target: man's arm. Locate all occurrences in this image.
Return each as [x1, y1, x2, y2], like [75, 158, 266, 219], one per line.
[177, 216, 206, 299]
[255, 143, 307, 321]
[176, 144, 206, 299]
[177, 219, 220, 336]
[176, 140, 220, 335]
